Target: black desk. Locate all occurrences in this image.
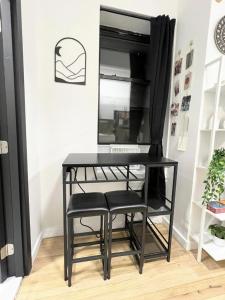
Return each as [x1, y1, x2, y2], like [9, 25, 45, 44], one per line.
[62, 153, 178, 280]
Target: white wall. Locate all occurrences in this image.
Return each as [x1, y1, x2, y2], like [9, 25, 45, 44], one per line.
[205, 1, 225, 82]
[167, 0, 212, 247]
[21, 0, 178, 254]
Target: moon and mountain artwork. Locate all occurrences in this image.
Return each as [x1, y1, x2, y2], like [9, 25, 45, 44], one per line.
[55, 38, 86, 84]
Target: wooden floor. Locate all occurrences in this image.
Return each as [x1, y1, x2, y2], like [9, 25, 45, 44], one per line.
[16, 228, 225, 300]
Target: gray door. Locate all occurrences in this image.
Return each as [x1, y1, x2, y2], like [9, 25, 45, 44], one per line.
[0, 0, 31, 282]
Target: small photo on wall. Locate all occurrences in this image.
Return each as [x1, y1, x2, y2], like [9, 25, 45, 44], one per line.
[181, 95, 191, 111]
[186, 49, 194, 69]
[174, 80, 180, 96]
[171, 122, 177, 136]
[171, 102, 180, 117]
[174, 58, 183, 76]
[184, 72, 192, 90]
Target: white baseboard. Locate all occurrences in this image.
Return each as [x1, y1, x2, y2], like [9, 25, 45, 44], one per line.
[163, 217, 189, 250]
[42, 227, 63, 239]
[32, 231, 43, 263]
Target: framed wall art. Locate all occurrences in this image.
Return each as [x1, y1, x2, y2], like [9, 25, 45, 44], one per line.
[55, 37, 86, 85]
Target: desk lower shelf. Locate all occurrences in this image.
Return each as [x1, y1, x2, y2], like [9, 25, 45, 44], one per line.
[128, 221, 168, 260]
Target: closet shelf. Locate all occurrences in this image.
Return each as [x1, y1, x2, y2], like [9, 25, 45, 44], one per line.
[100, 74, 150, 85]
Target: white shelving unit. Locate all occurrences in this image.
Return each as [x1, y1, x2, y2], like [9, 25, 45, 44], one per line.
[187, 56, 225, 262]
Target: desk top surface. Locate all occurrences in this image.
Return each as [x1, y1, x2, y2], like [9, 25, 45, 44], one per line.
[62, 153, 177, 167]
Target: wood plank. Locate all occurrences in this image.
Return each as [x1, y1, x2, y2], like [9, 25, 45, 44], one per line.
[16, 226, 225, 300]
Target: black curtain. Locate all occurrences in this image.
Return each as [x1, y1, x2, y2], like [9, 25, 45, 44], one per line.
[146, 15, 176, 209]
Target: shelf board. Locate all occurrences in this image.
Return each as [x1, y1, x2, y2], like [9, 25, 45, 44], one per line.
[100, 74, 150, 85]
[216, 129, 225, 132]
[193, 201, 202, 208]
[200, 129, 211, 132]
[192, 204, 225, 221]
[202, 241, 225, 261]
[191, 232, 210, 243]
[196, 165, 207, 170]
[204, 85, 217, 93]
[206, 209, 225, 221]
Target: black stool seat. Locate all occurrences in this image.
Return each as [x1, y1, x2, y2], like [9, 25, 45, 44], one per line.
[67, 192, 108, 216]
[105, 190, 146, 212]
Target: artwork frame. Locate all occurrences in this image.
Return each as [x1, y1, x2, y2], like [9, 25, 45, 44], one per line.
[181, 95, 191, 112]
[186, 49, 194, 69]
[184, 72, 192, 90]
[174, 58, 183, 76]
[171, 102, 179, 117]
[55, 37, 87, 85]
[174, 80, 180, 97]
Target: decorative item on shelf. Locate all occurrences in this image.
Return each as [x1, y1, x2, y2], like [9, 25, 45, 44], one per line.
[202, 148, 225, 205]
[214, 16, 225, 55]
[201, 156, 209, 168]
[218, 107, 225, 129]
[55, 37, 86, 85]
[208, 224, 225, 247]
[206, 113, 215, 130]
[207, 201, 225, 213]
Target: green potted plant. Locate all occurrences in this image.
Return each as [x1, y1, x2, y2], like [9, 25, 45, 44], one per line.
[208, 224, 225, 247]
[202, 148, 225, 205]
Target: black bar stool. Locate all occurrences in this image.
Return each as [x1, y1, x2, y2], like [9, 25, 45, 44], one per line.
[66, 192, 108, 287]
[105, 190, 147, 279]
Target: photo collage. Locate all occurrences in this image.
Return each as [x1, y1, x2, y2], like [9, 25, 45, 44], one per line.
[170, 43, 194, 150]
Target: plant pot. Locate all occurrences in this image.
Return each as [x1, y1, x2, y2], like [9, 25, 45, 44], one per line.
[212, 235, 225, 247]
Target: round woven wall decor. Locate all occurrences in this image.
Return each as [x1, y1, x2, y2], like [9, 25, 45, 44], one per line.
[214, 16, 225, 55]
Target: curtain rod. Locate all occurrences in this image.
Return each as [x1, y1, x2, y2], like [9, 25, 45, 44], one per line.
[100, 6, 152, 21]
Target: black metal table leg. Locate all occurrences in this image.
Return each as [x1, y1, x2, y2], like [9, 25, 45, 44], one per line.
[69, 169, 72, 196]
[63, 167, 67, 281]
[139, 210, 147, 274]
[108, 213, 113, 279]
[167, 164, 178, 262]
[68, 217, 73, 287]
[104, 213, 108, 280]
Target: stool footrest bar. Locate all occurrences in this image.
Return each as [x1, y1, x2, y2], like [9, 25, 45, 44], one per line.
[72, 254, 104, 263]
[73, 240, 102, 248]
[111, 250, 141, 258]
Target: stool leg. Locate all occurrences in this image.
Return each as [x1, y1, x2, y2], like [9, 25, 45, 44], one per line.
[139, 210, 147, 274]
[72, 219, 75, 257]
[68, 217, 73, 287]
[103, 213, 108, 280]
[100, 215, 103, 255]
[129, 213, 134, 248]
[108, 213, 113, 279]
